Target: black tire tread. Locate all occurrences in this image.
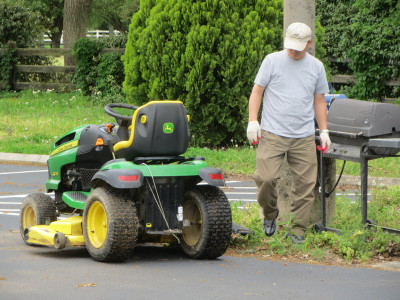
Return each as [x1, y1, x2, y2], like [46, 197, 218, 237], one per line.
[83, 186, 139, 262]
[181, 185, 232, 259]
[20, 193, 57, 243]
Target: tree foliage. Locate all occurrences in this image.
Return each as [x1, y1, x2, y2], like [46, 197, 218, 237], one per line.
[72, 36, 126, 102]
[124, 0, 282, 146]
[0, 1, 42, 47]
[24, 0, 64, 48]
[316, 0, 400, 100]
[89, 0, 140, 33]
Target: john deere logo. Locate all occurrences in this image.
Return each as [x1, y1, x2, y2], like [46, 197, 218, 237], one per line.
[163, 122, 174, 133]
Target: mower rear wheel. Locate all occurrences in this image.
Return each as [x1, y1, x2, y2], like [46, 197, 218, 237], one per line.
[180, 185, 232, 259]
[19, 193, 57, 244]
[83, 186, 139, 262]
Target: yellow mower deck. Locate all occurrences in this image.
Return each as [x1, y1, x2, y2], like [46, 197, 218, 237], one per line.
[25, 216, 85, 249]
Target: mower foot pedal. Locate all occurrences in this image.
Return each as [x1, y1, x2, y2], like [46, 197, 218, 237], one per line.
[62, 191, 90, 209]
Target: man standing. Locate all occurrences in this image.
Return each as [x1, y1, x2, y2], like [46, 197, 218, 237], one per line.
[246, 22, 331, 243]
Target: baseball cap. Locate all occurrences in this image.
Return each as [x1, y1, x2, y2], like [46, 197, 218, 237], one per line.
[284, 22, 312, 51]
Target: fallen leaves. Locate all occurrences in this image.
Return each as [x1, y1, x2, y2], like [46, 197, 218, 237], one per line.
[75, 283, 97, 288]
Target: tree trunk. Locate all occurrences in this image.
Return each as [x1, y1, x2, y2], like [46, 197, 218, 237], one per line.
[63, 0, 92, 65]
[50, 15, 64, 48]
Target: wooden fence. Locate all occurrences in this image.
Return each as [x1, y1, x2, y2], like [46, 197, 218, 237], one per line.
[331, 74, 400, 87]
[43, 30, 122, 46]
[0, 47, 399, 94]
[0, 48, 124, 91]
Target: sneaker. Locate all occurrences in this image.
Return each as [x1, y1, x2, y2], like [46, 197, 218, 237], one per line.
[263, 219, 277, 237]
[286, 233, 305, 244]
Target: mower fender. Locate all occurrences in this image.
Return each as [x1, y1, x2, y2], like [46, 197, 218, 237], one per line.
[91, 168, 144, 189]
[199, 167, 225, 186]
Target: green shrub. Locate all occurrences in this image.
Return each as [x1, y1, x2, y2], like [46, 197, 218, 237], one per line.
[72, 36, 126, 101]
[93, 52, 126, 104]
[72, 38, 105, 95]
[124, 0, 283, 146]
[0, 2, 42, 48]
[100, 34, 129, 48]
[0, 2, 46, 88]
[317, 0, 400, 100]
[0, 43, 17, 88]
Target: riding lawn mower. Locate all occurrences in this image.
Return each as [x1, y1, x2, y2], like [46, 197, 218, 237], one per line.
[19, 101, 233, 262]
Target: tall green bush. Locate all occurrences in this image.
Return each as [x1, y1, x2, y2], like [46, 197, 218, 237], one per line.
[0, 2, 49, 87]
[0, 1, 42, 48]
[0, 42, 17, 88]
[94, 52, 125, 102]
[72, 38, 104, 94]
[72, 36, 126, 100]
[348, 0, 400, 99]
[124, 0, 283, 146]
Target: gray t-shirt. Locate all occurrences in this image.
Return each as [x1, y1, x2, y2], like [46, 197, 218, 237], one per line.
[254, 50, 329, 138]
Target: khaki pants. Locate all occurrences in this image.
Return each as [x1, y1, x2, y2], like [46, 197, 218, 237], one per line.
[253, 130, 317, 235]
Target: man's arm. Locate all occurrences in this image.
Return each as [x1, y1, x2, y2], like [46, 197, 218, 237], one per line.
[313, 93, 327, 130]
[314, 93, 331, 151]
[246, 84, 265, 144]
[248, 84, 265, 121]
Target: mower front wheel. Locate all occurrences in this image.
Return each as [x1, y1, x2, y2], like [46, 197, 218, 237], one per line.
[19, 193, 57, 244]
[83, 186, 139, 262]
[180, 185, 232, 259]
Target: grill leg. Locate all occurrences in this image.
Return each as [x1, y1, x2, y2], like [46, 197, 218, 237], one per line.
[319, 151, 327, 227]
[360, 148, 369, 225]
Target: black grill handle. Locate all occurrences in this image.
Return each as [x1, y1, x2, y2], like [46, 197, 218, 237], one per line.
[316, 129, 363, 139]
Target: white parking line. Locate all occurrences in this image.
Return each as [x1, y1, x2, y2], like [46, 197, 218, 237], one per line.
[0, 170, 47, 175]
[224, 192, 256, 195]
[0, 193, 53, 199]
[0, 202, 22, 205]
[223, 187, 257, 190]
[0, 212, 19, 216]
[0, 195, 28, 199]
[229, 199, 257, 202]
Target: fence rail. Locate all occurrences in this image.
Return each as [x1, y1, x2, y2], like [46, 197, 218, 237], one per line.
[0, 48, 124, 91]
[43, 30, 121, 45]
[0, 47, 399, 94]
[331, 74, 400, 87]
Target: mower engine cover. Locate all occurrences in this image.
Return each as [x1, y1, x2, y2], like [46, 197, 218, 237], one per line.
[46, 123, 119, 191]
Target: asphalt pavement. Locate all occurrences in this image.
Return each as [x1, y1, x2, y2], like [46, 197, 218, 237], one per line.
[1, 152, 400, 299]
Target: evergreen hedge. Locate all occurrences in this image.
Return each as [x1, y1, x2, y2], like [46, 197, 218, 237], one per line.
[317, 0, 400, 100]
[0, 2, 42, 48]
[124, 0, 283, 146]
[72, 35, 128, 102]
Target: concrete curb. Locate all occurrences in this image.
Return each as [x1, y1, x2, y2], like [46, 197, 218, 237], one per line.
[339, 175, 400, 187]
[0, 152, 49, 166]
[1, 152, 400, 187]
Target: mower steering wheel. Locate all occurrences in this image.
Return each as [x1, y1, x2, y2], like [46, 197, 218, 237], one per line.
[104, 103, 139, 122]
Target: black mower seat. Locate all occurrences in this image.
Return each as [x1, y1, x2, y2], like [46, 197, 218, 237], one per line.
[113, 101, 190, 161]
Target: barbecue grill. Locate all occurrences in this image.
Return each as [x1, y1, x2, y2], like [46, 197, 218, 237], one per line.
[317, 98, 400, 234]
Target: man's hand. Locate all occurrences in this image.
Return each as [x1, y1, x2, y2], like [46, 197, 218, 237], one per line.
[247, 121, 261, 145]
[318, 131, 331, 153]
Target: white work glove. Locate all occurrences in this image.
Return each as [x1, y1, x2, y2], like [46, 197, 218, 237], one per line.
[318, 131, 331, 154]
[247, 121, 261, 145]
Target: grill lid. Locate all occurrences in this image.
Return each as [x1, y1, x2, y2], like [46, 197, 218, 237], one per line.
[327, 98, 400, 137]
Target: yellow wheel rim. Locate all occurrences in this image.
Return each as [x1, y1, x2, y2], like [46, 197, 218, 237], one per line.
[87, 201, 107, 248]
[22, 206, 35, 229]
[182, 200, 202, 247]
